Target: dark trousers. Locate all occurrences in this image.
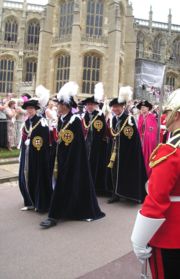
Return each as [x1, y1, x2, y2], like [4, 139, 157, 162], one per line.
[149, 247, 180, 279]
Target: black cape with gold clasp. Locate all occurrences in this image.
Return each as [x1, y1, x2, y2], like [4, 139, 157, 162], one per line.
[48, 112, 105, 220]
[82, 110, 107, 193]
[107, 112, 147, 203]
[19, 115, 52, 212]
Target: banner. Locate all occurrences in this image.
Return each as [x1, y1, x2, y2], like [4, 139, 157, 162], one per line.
[135, 59, 166, 102]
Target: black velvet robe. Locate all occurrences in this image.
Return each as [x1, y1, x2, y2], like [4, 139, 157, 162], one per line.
[107, 112, 147, 203]
[19, 115, 52, 212]
[82, 111, 107, 193]
[48, 112, 105, 220]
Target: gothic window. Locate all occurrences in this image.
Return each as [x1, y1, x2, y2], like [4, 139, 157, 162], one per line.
[172, 39, 180, 64]
[27, 20, 40, 45]
[166, 74, 175, 88]
[25, 59, 37, 82]
[0, 58, 14, 93]
[82, 53, 101, 94]
[86, 0, 103, 37]
[4, 17, 18, 42]
[136, 32, 144, 58]
[153, 36, 165, 61]
[55, 54, 70, 92]
[59, 1, 74, 37]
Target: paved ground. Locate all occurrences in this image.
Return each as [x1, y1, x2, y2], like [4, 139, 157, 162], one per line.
[0, 165, 152, 279]
[0, 163, 19, 182]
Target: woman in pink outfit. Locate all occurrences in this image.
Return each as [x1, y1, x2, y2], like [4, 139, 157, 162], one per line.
[137, 100, 158, 177]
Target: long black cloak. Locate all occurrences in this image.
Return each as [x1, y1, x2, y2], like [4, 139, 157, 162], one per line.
[48, 112, 105, 220]
[82, 111, 107, 193]
[19, 115, 52, 212]
[107, 112, 147, 203]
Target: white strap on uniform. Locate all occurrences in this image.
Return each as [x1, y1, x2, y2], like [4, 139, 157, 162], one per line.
[170, 196, 180, 202]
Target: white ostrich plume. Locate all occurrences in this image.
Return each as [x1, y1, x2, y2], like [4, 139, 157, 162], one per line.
[57, 81, 79, 103]
[35, 85, 50, 108]
[94, 82, 104, 102]
[118, 86, 133, 104]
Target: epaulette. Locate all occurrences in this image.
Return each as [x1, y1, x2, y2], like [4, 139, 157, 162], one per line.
[167, 130, 180, 148]
[149, 143, 177, 168]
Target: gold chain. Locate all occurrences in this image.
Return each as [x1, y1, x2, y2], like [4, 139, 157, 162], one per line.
[83, 114, 99, 129]
[24, 119, 42, 137]
[60, 119, 71, 132]
[110, 117, 128, 137]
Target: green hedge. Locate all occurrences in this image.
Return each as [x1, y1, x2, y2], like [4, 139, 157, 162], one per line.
[0, 148, 20, 159]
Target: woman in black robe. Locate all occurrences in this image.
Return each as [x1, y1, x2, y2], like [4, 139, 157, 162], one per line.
[19, 99, 52, 212]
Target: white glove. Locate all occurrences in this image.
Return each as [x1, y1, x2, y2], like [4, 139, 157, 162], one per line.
[131, 211, 165, 263]
[133, 243, 152, 263]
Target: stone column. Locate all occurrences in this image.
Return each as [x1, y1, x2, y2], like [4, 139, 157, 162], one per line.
[15, 0, 27, 96]
[69, 0, 81, 87]
[168, 9, 172, 36]
[148, 6, 153, 33]
[123, 3, 136, 91]
[0, 0, 4, 39]
[36, 0, 55, 88]
[107, 0, 121, 98]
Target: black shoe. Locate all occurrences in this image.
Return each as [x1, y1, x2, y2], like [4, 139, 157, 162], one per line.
[40, 218, 57, 229]
[107, 196, 120, 204]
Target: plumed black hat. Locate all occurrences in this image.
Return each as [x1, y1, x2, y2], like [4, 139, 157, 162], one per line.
[109, 98, 126, 107]
[58, 96, 77, 108]
[137, 100, 152, 110]
[56, 81, 78, 108]
[22, 98, 40, 110]
[81, 96, 99, 105]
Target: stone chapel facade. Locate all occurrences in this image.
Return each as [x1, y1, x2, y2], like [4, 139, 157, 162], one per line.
[0, 0, 136, 98]
[0, 0, 179, 100]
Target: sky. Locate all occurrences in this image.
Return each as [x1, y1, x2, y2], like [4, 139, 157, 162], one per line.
[130, 0, 179, 25]
[12, 0, 180, 25]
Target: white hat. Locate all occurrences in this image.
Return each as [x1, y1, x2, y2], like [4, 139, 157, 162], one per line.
[164, 89, 180, 113]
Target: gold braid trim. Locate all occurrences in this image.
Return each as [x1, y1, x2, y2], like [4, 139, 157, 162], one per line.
[149, 144, 163, 161]
[149, 148, 177, 168]
[82, 114, 99, 130]
[172, 128, 180, 135]
[110, 117, 129, 137]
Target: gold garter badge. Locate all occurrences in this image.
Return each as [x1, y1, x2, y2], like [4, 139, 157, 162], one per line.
[32, 136, 43, 151]
[94, 120, 103, 132]
[123, 126, 134, 139]
[59, 129, 74, 146]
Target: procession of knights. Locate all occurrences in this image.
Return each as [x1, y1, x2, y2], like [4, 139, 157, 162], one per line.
[17, 81, 180, 279]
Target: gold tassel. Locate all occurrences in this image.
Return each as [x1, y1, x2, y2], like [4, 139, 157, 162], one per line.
[107, 150, 116, 168]
[107, 140, 117, 168]
[53, 157, 58, 179]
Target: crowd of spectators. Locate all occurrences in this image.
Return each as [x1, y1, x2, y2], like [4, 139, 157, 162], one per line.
[0, 93, 27, 150]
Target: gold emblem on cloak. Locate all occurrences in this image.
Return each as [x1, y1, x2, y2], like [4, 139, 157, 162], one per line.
[123, 126, 134, 139]
[94, 120, 103, 132]
[32, 136, 43, 151]
[59, 130, 74, 146]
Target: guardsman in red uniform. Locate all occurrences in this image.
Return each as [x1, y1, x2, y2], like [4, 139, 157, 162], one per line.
[131, 88, 180, 279]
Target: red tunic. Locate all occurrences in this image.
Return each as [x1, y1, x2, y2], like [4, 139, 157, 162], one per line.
[141, 140, 180, 248]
